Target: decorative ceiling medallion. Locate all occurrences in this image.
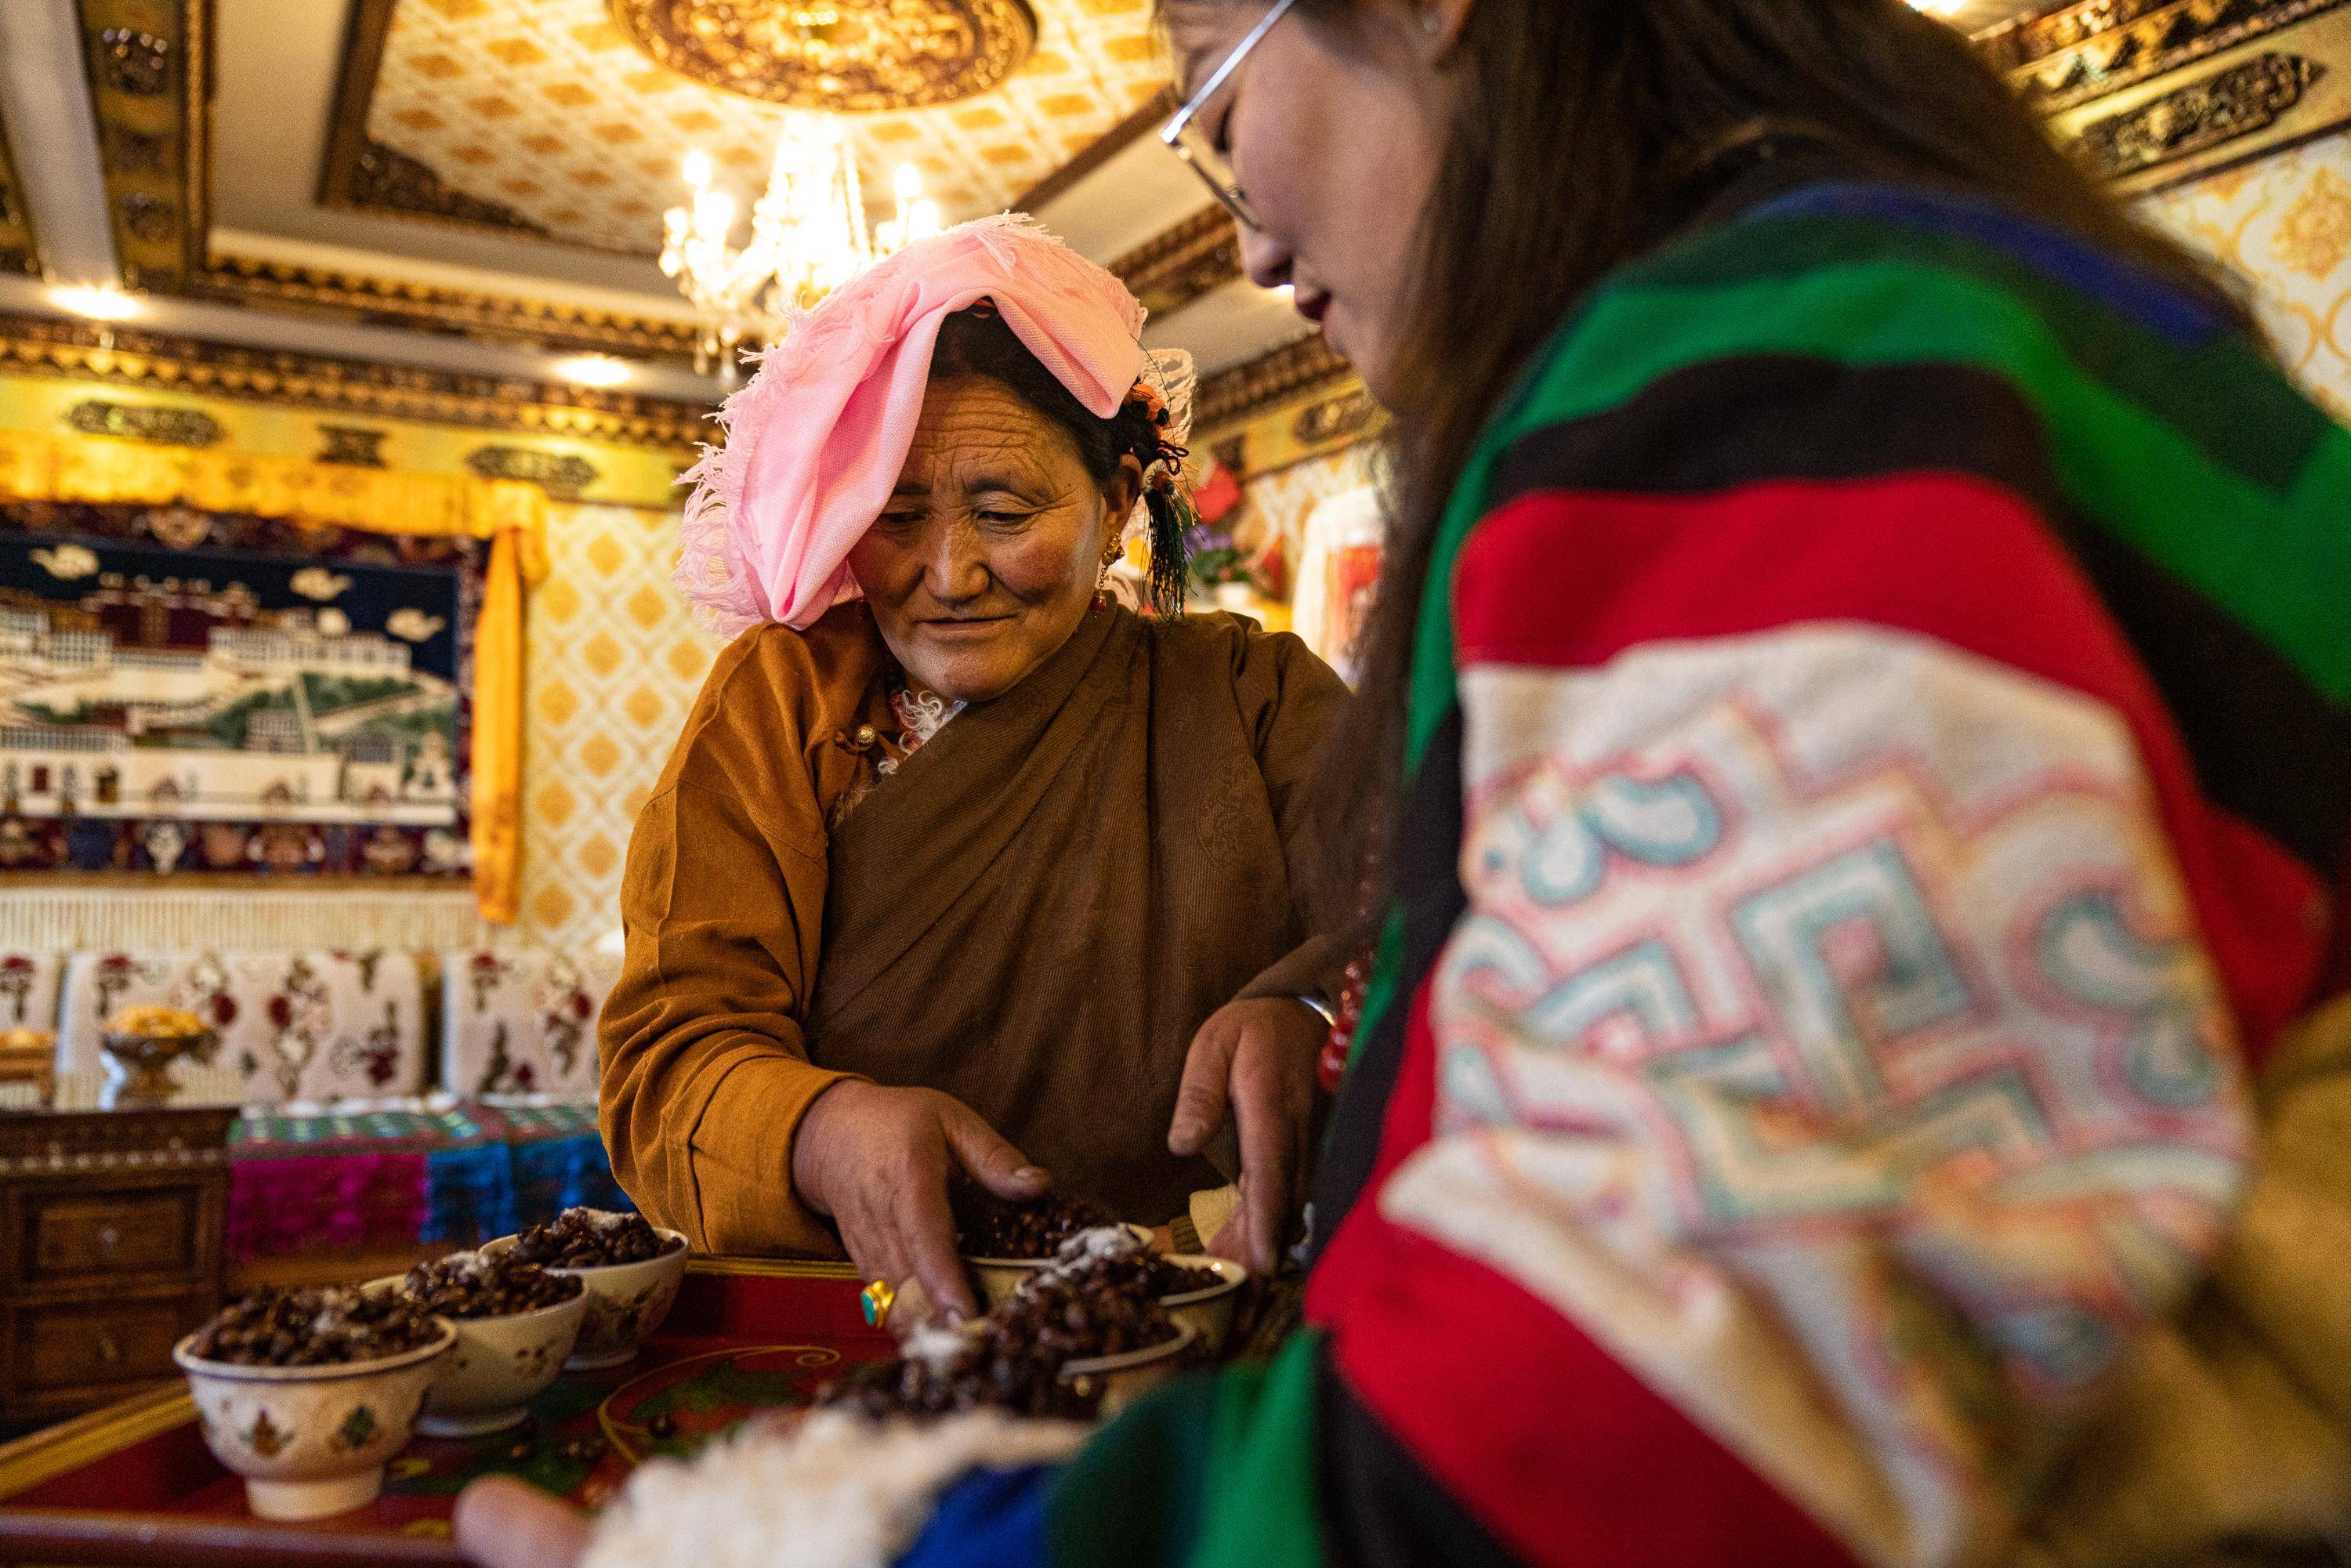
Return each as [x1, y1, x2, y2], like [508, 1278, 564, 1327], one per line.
[609, 0, 1039, 112]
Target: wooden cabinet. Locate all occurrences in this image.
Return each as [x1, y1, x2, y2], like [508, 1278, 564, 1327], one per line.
[0, 1108, 232, 1423]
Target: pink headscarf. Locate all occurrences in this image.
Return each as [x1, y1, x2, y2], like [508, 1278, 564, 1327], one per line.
[676, 215, 1156, 634]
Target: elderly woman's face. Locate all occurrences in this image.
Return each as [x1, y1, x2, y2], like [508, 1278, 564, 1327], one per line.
[848, 376, 1138, 704]
[1164, 2, 1451, 405]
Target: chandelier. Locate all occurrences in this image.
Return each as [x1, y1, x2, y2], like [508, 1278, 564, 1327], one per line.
[661, 112, 941, 377]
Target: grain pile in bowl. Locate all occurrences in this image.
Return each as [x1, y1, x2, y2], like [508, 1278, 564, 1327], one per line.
[513, 1208, 682, 1268]
[952, 1193, 1118, 1259]
[186, 1287, 442, 1367]
[400, 1251, 582, 1317]
[819, 1226, 1186, 1422]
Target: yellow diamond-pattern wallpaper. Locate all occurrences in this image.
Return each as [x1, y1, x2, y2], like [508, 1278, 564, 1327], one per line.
[371, 0, 1168, 255]
[2145, 129, 2351, 422]
[517, 504, 721, 948]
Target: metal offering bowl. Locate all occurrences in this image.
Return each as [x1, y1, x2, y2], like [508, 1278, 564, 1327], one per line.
[99, 1028, 218, 1107]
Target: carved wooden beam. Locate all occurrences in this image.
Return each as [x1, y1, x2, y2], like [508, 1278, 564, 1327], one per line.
[1109, 205, 1243, 318]
[190, 254, 704, 366]
[0, 313, 715, 451]
[72, 0, 207, 292]
[0, 107, 37, 277]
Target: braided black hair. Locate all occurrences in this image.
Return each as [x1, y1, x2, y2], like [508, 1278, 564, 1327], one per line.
[929, 304, 1190, 615]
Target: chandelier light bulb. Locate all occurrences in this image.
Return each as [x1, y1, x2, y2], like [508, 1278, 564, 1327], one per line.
[663, 114, 944, 377]
[698, 188, 737, 238]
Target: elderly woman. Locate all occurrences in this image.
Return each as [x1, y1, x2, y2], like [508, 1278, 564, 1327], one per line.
[600, 218, 1346, 1313]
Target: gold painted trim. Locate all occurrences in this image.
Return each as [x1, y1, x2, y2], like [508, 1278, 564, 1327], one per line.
[2041, 2, 2351, 192]
[0, 100, 41, 277]
[317, 0, 397, 220]
[0, 1382, 194, 1500]
[0, 313, 715, 451]
[1110, 205, 1241, 319]
[687, 1255, 863, 1280]
[1982, 0, 2349, 110]
[74, 0, 209, 292]
[1196, 332, 1357, 436]
[194, 255, 702, 364]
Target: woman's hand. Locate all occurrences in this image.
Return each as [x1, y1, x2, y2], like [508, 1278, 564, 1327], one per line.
[1168, 997, 1328, 1273]
[792, 1080, 1049, 1317]
[455, 1477, 590, 1568]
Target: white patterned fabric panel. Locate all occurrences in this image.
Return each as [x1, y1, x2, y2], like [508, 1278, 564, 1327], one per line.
[440, 950, 618, 1103]
[0, 953, 64, 1033]
[1383, 624, 2252, 1568]
[56, 950, 426, 1106]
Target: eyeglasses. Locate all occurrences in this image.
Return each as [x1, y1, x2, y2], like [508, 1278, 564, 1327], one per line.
[1158, 0, 1299, 230]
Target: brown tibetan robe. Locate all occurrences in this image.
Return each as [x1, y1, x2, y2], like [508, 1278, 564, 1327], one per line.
[600, 599, 1349, 1257]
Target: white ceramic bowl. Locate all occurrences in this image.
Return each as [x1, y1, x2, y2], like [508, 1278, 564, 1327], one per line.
[965, 1223, 1157, 1311]
[1157, 1255, 1248, 1356]
[1058, 1320, 1198, 1419]
[482, 1226, 688, 1371]
[365, 1273, 588, 1436]
[172, 1319, 455, 1522]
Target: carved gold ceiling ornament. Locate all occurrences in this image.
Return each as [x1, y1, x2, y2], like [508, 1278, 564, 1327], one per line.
[1980, 0, 2349, 110]
[0, 313, 714, 454]
[608, 0, 1040, 112]
[74, 0, 208, 292]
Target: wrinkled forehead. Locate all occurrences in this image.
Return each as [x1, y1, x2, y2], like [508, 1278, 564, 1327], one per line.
[893, 379, 1085, 491]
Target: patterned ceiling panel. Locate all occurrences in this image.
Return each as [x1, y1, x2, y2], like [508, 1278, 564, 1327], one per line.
[351, 0, 1167, 257]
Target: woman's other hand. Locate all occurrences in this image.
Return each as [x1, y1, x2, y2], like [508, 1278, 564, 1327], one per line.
[1168, 997, 1326, 1273]
[791, 1080, 1049, 1317]
[455, 1477, 590, 1568]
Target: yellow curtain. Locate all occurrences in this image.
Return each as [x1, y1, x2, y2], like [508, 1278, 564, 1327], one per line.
[0, 429, 549, 923]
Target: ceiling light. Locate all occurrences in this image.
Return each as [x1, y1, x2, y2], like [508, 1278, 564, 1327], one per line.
[660, 120, 942, 379]
[48, 284, 139, 321]
[554, 354, 633, 388]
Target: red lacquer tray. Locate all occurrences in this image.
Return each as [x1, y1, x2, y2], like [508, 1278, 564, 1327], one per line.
[0, 1258, 893, 1568]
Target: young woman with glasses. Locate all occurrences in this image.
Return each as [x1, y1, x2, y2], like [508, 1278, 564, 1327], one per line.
[458, 5, 2351, 1566]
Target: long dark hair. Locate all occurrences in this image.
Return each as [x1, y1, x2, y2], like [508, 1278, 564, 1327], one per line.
[1240, 0, 2262, 928]
[929, 305, 1192, 614]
